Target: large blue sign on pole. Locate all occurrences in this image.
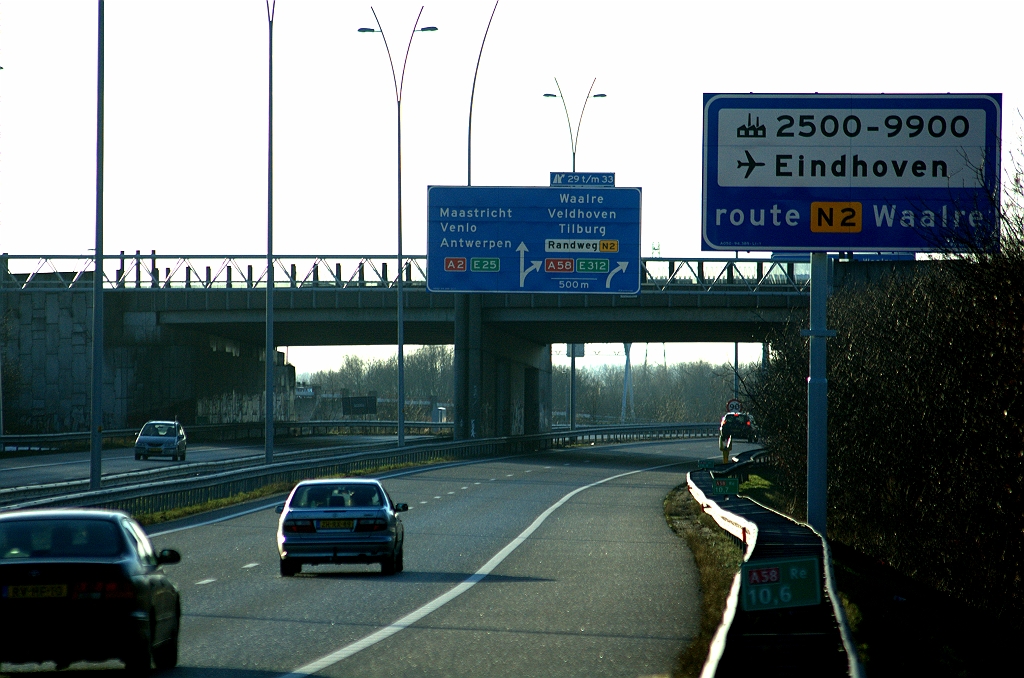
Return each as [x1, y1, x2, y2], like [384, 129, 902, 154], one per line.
[427, 186, 641, 294]
[702, 93, 1002, 252]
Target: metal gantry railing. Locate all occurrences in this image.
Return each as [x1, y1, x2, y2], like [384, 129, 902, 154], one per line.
[0, 254, 811, 295]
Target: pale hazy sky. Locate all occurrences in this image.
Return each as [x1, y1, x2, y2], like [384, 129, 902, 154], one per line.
[2, 0, 1021, 373]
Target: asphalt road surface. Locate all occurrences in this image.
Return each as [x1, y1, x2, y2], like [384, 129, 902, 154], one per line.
[1, 437, 753, 676]
[0, 436, 430, 490]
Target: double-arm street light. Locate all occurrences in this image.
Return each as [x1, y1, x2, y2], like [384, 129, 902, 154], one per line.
[359, 7, 437, 446]
[544, 78, 605, 430]
[543, 77, 606, 172]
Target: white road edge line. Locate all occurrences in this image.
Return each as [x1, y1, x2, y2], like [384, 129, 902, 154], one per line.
[276, 460, 683, 678]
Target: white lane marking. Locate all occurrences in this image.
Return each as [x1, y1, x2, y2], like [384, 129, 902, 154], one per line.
[242, 563, 259, 569]
[419, 501, 428, 504]
[276, 460, 683, 678]
[446, 492, 456, 495]
[195, 579, 216, 586]
[505, 474, 514, 477]
[461, 486, 468, 490]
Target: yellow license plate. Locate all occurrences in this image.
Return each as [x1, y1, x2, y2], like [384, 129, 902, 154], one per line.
[319, 519, 354, 530]
[5, 584, 67, 599]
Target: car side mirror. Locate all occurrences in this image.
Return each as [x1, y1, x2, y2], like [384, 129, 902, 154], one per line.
[394, 503, 409, 512]
[275, 504, 285, 514]
[157, 549, 181, 565]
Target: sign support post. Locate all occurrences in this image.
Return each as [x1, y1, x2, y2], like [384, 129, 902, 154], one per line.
[802, 253, 834, 534]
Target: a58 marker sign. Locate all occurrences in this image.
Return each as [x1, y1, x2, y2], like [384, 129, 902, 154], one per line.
[702, 93, 1001, 252]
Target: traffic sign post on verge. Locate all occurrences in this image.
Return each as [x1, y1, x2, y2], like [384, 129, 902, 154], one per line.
[426, 186, 641, 294]
[701, 93, 1002, 536]
[710, 476, 739, 494]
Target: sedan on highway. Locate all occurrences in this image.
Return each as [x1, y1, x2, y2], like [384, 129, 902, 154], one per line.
[0, 508, 182, 672]
[276, 478, 408, 577]
[134, 420, 187, 461]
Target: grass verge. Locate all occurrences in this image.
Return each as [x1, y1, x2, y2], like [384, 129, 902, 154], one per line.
[663, 484, 743, 678]
[132, 457, 457, 526]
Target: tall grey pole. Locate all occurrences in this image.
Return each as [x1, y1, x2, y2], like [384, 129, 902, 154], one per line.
[804, 252, 834, 534]
[569, 345, 576, 431]
[264, 0, 276, 464]
[360, 6, 435, 447]
[90, 0, 105, 490]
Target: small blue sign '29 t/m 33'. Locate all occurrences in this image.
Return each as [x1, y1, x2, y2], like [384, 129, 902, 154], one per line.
[702, 93, 1001, 252]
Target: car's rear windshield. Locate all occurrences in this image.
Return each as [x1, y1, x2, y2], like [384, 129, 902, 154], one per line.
[0, 519, 124, 559]
[140, 423, 175, 437]
[290, 484, 384, 509]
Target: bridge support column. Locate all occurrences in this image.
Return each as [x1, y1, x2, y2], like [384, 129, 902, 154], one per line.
[454, 294, 551, 439]
[454, 293, 482, 439]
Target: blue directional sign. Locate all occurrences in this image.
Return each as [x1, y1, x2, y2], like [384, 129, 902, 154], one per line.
[427, 186, 641, 294]
[702, 93, 1002, 252]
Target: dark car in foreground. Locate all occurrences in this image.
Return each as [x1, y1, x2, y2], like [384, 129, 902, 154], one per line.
[720, 412, 758, 442]
[276, 478, 408, 577]
[0, 508, 181, 672]
[134, 420, 187, 461]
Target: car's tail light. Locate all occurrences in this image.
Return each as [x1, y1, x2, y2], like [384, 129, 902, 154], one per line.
[72, 580, 135, 600]
[354, 519, 388, 532]
[283, 520, 316, 533]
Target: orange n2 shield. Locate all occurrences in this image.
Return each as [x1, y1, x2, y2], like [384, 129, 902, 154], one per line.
[810, 202, 862, 233]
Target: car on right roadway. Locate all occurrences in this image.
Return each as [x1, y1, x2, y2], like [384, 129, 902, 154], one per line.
[720, 412, 758, 443]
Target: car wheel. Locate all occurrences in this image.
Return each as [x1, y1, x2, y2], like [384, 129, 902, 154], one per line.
[142, 454, 148, 461]
[122, 622, 153, 674]
[280, 558, 300, 577]
[380, 551, 398, 576]
[395, 545, 404, 573]
[135, 453, 142, 461]
[152, 615, 179, 670]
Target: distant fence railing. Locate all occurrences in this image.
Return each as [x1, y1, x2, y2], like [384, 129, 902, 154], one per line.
[0, 423, 717, 514]
[1, 254, 811, 295]
[0, 420, 453, 455]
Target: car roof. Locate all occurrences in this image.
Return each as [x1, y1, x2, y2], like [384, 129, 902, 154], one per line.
[143, 420, 178, 425]
[294, 478, 382, 486]
[0, 508, 129, 523]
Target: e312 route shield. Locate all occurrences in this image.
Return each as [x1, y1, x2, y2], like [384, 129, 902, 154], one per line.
[702, 93, 1001, 252]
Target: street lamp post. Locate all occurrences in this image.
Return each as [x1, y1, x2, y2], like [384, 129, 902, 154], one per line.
[90, 0, 106, 489]
[544, 78, 605, 431]
[543, 77, 606, 172]
[359, 7, 437, 447]
[265, 0, 276, 464]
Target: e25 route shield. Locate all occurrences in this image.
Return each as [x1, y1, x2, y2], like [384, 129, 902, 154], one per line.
[427, 186, 641, 294]
[702, 93, 1001, 252]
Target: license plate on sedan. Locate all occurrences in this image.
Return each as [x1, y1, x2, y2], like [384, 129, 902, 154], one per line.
[4, 584, 68, 599]
[318, 519, 354, 530]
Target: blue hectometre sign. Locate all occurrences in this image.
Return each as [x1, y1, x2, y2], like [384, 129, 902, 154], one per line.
[702, 93, 1001, 252]
[427, 186, 641, 294]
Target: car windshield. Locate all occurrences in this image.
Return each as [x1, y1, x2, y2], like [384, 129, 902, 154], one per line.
[0, 519, 124, 559]
[141, 423, 175, 437]
[290, 484, 384, 509]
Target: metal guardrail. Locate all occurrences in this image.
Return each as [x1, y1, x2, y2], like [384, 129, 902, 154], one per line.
[0, 254, 811, 295]
[0, 420, 453, 455]
[0, 423, 717, 514]
[689, 464, 863, 677]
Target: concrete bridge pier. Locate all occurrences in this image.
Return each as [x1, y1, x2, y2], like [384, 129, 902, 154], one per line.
[454, 293, 551, 439]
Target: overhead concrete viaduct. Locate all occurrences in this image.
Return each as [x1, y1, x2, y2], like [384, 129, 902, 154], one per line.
[3, 256, 913, 437]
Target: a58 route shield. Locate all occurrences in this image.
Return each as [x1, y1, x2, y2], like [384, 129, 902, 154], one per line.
[426, 186, 641, 294]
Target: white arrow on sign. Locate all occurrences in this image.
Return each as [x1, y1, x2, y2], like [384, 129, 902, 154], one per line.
[517, 242, 542, 287]
[605, 261, 628, 288]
